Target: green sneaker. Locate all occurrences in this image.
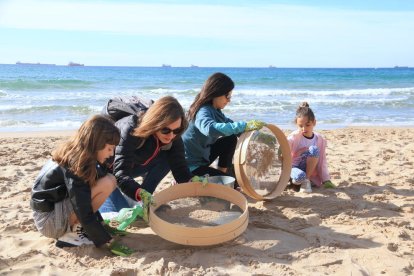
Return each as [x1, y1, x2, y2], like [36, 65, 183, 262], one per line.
[323, 180, 335, 188]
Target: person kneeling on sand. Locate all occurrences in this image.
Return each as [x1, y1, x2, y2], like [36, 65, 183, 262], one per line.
[182, 72, 265, 189]
[30, 115, 134, 256]
[287, 102, 335, 193]
[99, 96, 205, 214]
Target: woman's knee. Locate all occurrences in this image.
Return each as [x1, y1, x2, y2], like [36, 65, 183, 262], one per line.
[97, 174, 117, 192]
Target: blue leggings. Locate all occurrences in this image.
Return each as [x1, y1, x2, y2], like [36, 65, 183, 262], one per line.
[291, 145, 320, 184]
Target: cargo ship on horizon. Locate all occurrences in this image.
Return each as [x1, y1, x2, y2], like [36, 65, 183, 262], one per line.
[68, 62, 84, 66]
[16, 61, 56, 66]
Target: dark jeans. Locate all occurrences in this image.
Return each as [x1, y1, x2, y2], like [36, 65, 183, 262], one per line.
[99, 151, 170, 213]
[192, 135, 239, 187]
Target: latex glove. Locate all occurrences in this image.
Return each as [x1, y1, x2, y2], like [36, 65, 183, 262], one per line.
[138, 188, 156, 223]
[115, 205, 144, 231]
[103, 223, 127, 236]
[191, 175, 209, 188]
[107, 239, 134, 257]
[245, 120, 266, 132]
[323, 180, 336, 189]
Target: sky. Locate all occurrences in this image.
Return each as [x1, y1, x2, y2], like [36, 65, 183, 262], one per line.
[0, 0, 413, 68]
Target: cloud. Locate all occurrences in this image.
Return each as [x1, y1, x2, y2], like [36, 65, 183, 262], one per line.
[1, 0, 413, 67]
[1, 0, 412, 42]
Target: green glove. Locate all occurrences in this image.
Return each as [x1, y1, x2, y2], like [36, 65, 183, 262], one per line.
[115, 205, 144, 231]
[139, 188, 156, 223]
[245, 120, 266, 132]
[108, 240, 135, 257]
[323, 180, 336, 189]
[103, 223, 127, 236]
[191, 175, 209, 187]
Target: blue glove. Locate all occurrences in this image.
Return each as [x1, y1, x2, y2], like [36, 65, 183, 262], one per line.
[245, 120, 266, 132]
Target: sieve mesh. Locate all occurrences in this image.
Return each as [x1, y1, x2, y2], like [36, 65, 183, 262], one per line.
[155, 196, 243, 228]
[244, 128, 283, 196]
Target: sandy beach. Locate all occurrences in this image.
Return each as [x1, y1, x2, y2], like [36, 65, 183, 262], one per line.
[0, 127, 413, 275]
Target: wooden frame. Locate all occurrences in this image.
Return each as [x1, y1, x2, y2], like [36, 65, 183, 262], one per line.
[234, 124, 292, 200]
[149, 182, 249, 246]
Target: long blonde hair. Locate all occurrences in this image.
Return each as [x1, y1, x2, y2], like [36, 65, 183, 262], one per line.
[52, 115, 120, 186]
[133, 96, 187, 138]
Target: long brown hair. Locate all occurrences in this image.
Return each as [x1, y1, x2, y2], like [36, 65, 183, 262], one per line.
[187, 72, 234, 121]
[133, 96, 187, 138]
[52, 115, 120, 187]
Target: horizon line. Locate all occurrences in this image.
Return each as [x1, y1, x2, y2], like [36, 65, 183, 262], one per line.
[0, 63, 412, 69]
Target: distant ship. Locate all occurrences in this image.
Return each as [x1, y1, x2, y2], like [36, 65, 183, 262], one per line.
[162, 64, 171, 68]
[16, 61, 55, 66]
[190, 64, 199, 68]
[268, 65, 276, 68]
[68, 62, 84, 66]
[394, 66, 409, 69]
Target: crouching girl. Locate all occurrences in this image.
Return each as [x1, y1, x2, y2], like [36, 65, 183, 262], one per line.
[30, 115, 132, 256]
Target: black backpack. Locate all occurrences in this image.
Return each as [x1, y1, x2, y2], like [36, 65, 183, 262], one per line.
[101, 96, 154, 122]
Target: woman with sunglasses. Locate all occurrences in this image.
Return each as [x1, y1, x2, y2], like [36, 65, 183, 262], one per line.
[182, 72, 265, 185]
[100, 96, 193, 213]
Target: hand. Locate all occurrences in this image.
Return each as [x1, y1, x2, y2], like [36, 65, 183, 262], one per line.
[191, 175, 209, 188]
[107, 238, 134, 257]
[245, 120, 266, 132]
[103, 223, 127, 236]
[139, 188, 156, 223]
[323, 180, 336, 189]
[115, 205, 144, 230]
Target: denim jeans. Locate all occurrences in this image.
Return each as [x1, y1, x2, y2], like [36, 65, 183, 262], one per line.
[99, 151, 170, 213]
[290, 145, 320, 184]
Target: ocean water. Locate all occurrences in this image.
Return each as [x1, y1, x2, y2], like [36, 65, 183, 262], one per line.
[0, 64, 413, 132]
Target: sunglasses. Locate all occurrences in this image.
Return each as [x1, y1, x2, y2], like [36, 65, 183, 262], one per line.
[160, 127, 182, 135]
[225, 94, 232, 100]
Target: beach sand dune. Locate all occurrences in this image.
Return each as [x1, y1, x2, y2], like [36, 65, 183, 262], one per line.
[0, 128, 413, 275]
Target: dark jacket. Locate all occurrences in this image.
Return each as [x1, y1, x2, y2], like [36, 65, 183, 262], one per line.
[114, 115, 192, 200]
[30, 160, 111, 247]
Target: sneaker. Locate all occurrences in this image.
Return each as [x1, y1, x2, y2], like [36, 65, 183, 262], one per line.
[300, 179, 312, 193]
[55, 224, 94, 248]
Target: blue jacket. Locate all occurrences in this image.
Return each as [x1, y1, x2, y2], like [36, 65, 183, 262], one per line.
[182, 104, 246, 171]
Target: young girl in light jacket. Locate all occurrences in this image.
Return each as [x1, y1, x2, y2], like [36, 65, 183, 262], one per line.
[287, 102, 335, 193]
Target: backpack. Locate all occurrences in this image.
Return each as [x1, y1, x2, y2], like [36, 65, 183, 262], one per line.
[101, 96, 154, 122]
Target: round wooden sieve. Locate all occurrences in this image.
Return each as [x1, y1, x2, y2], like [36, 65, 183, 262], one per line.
[149, 182, 248, 246]
[234, 124, 292, 200]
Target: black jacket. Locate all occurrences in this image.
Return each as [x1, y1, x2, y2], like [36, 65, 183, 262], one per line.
[30, 160, 111, 247]
[114, 115, 192, 200]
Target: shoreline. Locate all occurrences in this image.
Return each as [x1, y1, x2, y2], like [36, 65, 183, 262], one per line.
[0, 129, 75, 138]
